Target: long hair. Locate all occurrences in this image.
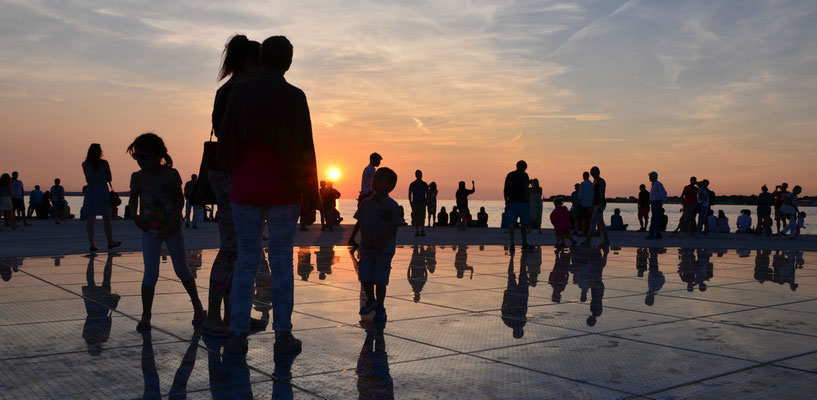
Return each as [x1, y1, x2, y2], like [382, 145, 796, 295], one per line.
[218, 35, 261, 81]
[86, 143, 103, 170]
[0, 173, 10, 188]
[126, 133, 173, 167]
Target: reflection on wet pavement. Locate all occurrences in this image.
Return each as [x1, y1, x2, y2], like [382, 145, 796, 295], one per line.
[1, 245, 817, 399]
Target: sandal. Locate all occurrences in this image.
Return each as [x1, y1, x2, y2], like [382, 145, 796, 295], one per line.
[107, 241, 122, 250]
[136, 320, 151, 332]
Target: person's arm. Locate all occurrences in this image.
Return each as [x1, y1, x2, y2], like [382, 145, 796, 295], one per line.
[470, 181, 475, 194]
[408, 183, 413, 204]
[503, 174, 511, 203]
[293, 90, 321, 211]
[128, 174, 144, 230]
[104, 160, 112, 183]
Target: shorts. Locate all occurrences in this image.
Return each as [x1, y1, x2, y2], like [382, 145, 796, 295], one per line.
[577, 205, 591, 220]
[12, 198, 25, 212]
[358, 250, 393, 286]
[757, 207, 771, 218]
[506, 202, 531, 225]
[411, 203, 426, 226]
[638, 207, 649, 218]
[775, 208, 787, 221]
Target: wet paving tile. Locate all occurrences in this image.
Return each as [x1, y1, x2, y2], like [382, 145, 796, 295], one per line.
[651, 365, 817, 399]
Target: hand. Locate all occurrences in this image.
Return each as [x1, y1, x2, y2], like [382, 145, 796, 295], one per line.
[133, 215, 146, 231]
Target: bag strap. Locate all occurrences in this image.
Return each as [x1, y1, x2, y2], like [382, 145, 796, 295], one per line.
[209, 129, 214, 142]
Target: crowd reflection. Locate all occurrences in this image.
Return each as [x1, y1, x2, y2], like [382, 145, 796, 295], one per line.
[82, 253, 120, 355]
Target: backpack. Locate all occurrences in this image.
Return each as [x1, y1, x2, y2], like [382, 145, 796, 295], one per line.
[708, 190, 716, 206]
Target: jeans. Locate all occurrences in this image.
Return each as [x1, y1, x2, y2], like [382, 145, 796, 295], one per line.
[697, 205, 709, 234]
[142, 230, 192, 287]
[185, 200, 202, 227]
[207, 170, 237, 305]
[649, 201, 663, 238]
[588, 205, 607, 237]
[230, 203, 299, 334]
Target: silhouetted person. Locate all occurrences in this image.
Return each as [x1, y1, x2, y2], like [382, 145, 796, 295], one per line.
[183, 174, 202, 228]
[349, 152, 382, 247]
[773, 183, 790, 234]
[10, 171, 29, 226]
[455, 180, 475, 231]
[677, 248, 697, 292]
[680, 176, 698, 234]
[141, 329, 202, 399]
[646, 171, 666, 239]
[583, 166, 609, 246]
[756, 185, 774, 236]
[0, 174, 16, 230]
[609, 208, 627, 231]
[549, 249, 570, 303]
[780, 185, 803, 238]
[357, 319, 394, 399]
[50, 178, 65, 224]
[454, 245, 474, 279]
[501, 252, 530, 338]
[570, 183, 581, 234]
[477, 206, 489, 227]
[696, 179, 710, 236]
[83, 144, 120, 252]
[504, 160, 531, 250]
[297, 246, 313, 281]
[319, 180, 341, 231]
[436, 206, 449, 226]
[407, 245, 428, 302]
[737, 209, 752, 233]
[637, 184, 650, 231]
[550, 197, 577, 248]
[529, 178, 544, 233]
[449, 206, 460, 228]
[408, 169, 429, 236]
[427, 181, 438, 228]
[315, 245, 338, 280]
[27, 184, 42, 219]
[218, 35, 319, 354]
[82, 253, 121, 355]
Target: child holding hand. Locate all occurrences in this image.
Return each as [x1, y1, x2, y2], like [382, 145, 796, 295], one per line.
[550, 197, 577, 248]
[127, 133, 205, 331]
[355, 168, 401, 322]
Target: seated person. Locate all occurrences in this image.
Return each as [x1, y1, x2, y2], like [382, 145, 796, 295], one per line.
[716, 210, 730, 233]
[707, 210, 718, 233]
[476, 206, 489, 227]
[660, 207, 669, 232]
[609, 208, 628, 231]
[449, 206, 460, 227]
[736, 209, 752, 233]
[436, 206, 449, 226]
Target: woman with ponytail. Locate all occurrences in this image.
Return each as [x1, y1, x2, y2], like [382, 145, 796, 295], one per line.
[202, 35, 264, 336]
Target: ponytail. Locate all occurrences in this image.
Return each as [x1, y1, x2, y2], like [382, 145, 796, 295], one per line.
[127, 132, 172, 167]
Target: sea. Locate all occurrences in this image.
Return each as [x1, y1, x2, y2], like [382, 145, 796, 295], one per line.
[64, 196, 813, 230]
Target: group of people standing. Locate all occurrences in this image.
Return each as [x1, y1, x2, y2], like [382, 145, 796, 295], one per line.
[0, 171, 70, 230]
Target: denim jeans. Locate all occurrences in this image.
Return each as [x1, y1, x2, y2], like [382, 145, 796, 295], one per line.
[697, 205, 709, 234]
[588, 205, 607, 236]
[649, 201, 663, 238]
[230, 203, 299, 334]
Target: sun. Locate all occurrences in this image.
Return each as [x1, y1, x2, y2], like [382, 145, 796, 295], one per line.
[328, 168, 340, 181]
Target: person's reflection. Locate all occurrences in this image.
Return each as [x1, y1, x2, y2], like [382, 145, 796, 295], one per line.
[754, 249, 773, 283]
[549, 249, 570, 303]
[585, 246, 607, 327]
[695, 248, 712, 292]
[357, 319, 393, 399]
[82, 253, 121, 355]
[635, 248, 648, 277]
[141, 330, 202, 399]
[51, 255, 64, 267]
[422, 245, 437, 274]
[527, 245, 542, 287]
[501, 252, 529, 339]
[203, 335, 253, 399]
[645, 248, 666, 307]
[407, 245, 428, 303]
[774, 250, 799, 291]
[186, 250, 203, 279]
[296, 246, 313, 281]
[677, 248, 698, 292]
[315, 245, 339, 280]
[454, 245, 474, 279]
[0, 259, 15, 282]
[272, 344, 302, 399]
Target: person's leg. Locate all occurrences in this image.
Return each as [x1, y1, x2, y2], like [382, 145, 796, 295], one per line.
[362, 282, 375, 303]
[697, 206, 708, 235]
[205, 171, 237, 330]
[86, 216, 96, 248]
[507, 206, 517, 247]
[184, 200, 192, 227]
[649, 202, 662, 238]
[140, 232, 162, 325]
[229, 203, 265, 335]
[375, 284, 387, 310]
[348, 221, 361, 247]
[598, 206, 608, 243]
[584, 207, 598, 244]
[102, 215, 115, 246]
[165, 230, 204, 317]
[265, 204, 299, 333]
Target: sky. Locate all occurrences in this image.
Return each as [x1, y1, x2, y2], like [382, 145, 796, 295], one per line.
[1, 0, 816, 199]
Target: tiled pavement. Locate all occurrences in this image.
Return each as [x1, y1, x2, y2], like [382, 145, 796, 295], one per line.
[1, 245, 816, 399]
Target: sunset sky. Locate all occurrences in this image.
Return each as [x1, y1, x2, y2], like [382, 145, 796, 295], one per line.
[1, 0, 815, 199]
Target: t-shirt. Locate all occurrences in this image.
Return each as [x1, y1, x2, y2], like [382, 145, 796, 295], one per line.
[230, 142, 300, 206]
[408, 180, 429, 206]
[757, 192, 774, 214]
[592, 178, 607, 206]
[11, 180, 23, 199]
[638, 190, 650, 209]
[650, 181, 667, 203]
[682, 184, 698, 206]
[504, 170, 529, 203]
[30, 189, 43, 204]
[578, 180, 593, 207]
[353, 195, 403, 255]
[697, 188, 710, 207]
[550, 206, 570, 235]
[717, 217, 730, 233]
[361, 164, 376, 196]
[707, 215, 718, 232]
[50, 185, 65, 203]
[737, 215, 752, 232]
[456, 188, 475, 210]
[774, 190, 788, 210]
[130, 167, 183, 237]
[183, 180, 195, 199]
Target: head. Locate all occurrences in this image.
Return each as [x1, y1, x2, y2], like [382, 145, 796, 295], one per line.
[782, 182, 789, 190]
[369, 152, 382, 167]
[480, 206, 486, 213]
[718, 210, 726, 219]
[531, 178, 539, 188]
[614, 208, 621, 215]
[761, 185, 768, 193]
[440, 206, 447, 213]
[54, 178, 61, 185]
[319, 180, 326, 188]
[639, 184, 646, 191]
[554, 196, 564, 207]
[799, 211, 806, 219]
[648, 171, 658, 183]
[0, 174, 9, 187]
[582, 171, 590, 180]
[575, 183, 580, 191]
[191, 174, 197, 181]
[35, 185, 40, 190]
[371, 167, 397, 195]
[513, 327, 524, 339]
[127, 132, 173, 170]
[86, 143, 103, 168]
[430, 181, 437, 190]
[452, 206, 458, 212]
[260, 35, 292, 72]
[458, 181, 466, 189]
[793, 185, 802, 195]
[219, 35, 261, 81]
[590, 166, 600, 178]
[11, 171, 18, 180]
[413, 293, 420, 303]
[745, 209, 751, 216]
[516, 160, 527, 172]
[415, 169, 422, 179]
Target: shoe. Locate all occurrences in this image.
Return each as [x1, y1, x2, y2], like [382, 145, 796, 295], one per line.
[521, 244, 534, 250]
[274, 332, 302, 354]
[107, 241, 121, 250]
[359, 300, 376, 315]
[250, 317, 268, 332]
[421, 231, 426, 237]
[192, 310, 207, 326]
[202, 324, 230, 337]
[90, 245, 98, 252]
[374, 307, 387, 322]
[226, 332, 249, 353]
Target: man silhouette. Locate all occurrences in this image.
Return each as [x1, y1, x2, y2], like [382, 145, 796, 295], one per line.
[408, 170, 429, 237]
